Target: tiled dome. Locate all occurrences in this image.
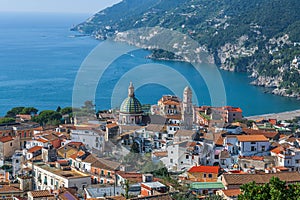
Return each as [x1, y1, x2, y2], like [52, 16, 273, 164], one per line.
[120, 96, 142, 114]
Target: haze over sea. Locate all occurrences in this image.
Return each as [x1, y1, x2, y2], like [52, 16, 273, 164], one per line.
[0, 12, 300, 116]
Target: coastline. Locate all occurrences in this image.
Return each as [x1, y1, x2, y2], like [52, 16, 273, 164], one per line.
[246, 109, 300, 121]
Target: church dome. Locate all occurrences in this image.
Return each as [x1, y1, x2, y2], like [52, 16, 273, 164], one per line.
[120, 96, 143, 114]
[119, 82, 143, 114]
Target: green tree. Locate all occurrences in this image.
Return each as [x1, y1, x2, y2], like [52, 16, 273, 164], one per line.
[56, 106, 61, 113]
[20, 107, 38, 115]
[124, 179, 130, 199]
[61, 107, 73, 115]
[130, 142, 140, 153]
[5, 107, 25, 117]
[32, 110, 62, 126]
[0, 117, 15, 124]
[238, 177, 300, 200]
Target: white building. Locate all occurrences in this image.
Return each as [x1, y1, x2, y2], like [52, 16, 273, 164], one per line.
[162, 141, 200, 172]
[32, 162, 91, 190]
[12, 150, 24, 177]
[271, 146, 300, 171]
[25, 138, 48, 149]
[71, 127, 105, 152]
[236, 135, 270, 156]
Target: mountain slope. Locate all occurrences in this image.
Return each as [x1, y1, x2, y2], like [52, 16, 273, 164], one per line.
[73, 0, 300, 98]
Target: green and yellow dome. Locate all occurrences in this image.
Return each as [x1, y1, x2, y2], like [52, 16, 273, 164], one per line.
[120, 82, 143, 114]
[120, 96, 142, 114]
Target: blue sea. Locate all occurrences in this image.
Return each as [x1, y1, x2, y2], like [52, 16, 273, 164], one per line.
[0, 12, 300, 116]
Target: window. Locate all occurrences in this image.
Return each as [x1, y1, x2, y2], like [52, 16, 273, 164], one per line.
[108, 172, 111, 177]
[203, 174, 206, 178]
[10, 142, 12, 146]
[170, 159, 173, 163]
[44, 176, 48, 185]
[171, 151, 173, 154]
[214, 155, 219, 159]
[51, 179, 53, 185]
[221, 159, 225, 165]
[83, 139, 85, 142]
[262, 146, 265, 151]
[186, 155, 189, 159]
[251, 146, 255, 151]
[101, 170, 104, 175]
[251, 142, 256, 144]
[208, 174, 212, 178]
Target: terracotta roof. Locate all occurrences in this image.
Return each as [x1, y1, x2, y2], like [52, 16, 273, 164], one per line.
[188, 165, 220, 174]
[27, 146, 43, 153]
[58, 190, 79, 200]
[0, 136, 13, 143]
[186, 142, 197, 147]
[28, 190, 54, 198]
[270, 146, 284, 154]
[224, 106, 242, 113]
[106, 123, 118, 129]
[116, 172, 142, 183]
[16, 114, 32, 120]
[42, 133, 59, 141]
[221, 189, 241, 197]
[162, 100, 180, 105]
[57, 146, 78, 158]
[220, 150, 230, 158]
[82, 154, 97, 164]
[243, 128, 279, 139]
[236, 135, 269, 142]
[239, 156, 264, 161]
[68, 142, 84, 148]
[56, 160, 69, 164]
[222, 172, 300, 186]
[274, 166, 290, 171]
[165, 115, 182, 120]
[37, 138, 48, 143]
[215, 135, 224, 146]
[152, 151, 168, 157]
[0, 185, 21, 193]
[269, 119, 277, 125]
[92, 158, 120, 171]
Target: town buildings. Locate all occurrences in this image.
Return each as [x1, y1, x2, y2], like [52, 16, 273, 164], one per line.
[3, 82, 300, 199]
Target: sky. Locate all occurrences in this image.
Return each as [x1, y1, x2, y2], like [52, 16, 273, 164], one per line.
[0, 0, 122, 14]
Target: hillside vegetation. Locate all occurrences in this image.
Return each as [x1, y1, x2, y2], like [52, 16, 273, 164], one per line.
[73, 0, 300, 97]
